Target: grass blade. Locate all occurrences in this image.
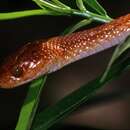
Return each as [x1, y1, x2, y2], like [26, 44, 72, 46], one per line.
[33, 0, 71, 14]
[83, 0, 108, 16]
[101, 36, 130, 82]
[51, 0, 71, 9]
[15, 76, 47, 130]
[76, 0, 87, 12]
[32, 58, 130, 130]
[62, 18, 93, 35]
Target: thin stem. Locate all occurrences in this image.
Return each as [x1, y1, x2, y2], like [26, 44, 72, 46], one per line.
[100, 36, 130, 82]
[0, 9, 59, 20]
[62, 19, 93, 35]
[33, 0, 71, 14]
[0, 9, 112, 22]
[72, 9, 113, 23]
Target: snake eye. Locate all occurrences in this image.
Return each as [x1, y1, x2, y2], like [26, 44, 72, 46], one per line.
[12, 65, 23, 78]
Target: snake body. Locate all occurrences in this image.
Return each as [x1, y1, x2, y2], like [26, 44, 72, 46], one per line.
[0, 14, 130, 88]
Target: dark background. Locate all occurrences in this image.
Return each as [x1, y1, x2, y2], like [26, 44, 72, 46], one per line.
[0, 0, 130, 130]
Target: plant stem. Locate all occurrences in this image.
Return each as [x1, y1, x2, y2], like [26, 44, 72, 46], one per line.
[0, 8, 112, 22]
[72, 9, 113, 23]
[100, 36, 130, 82]
[0, 9, 59, 20]
[62, 19, 93, 35]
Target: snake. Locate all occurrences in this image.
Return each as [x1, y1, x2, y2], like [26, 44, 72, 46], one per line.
[0, 14, 130, 89]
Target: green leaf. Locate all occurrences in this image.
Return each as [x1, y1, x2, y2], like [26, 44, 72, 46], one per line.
[51, 0, 71, 9]
[15, 76, 47, 130]
[33, 0, 71, 14]
[83, 0, 108, 16]
[31, 58, 130, 130]
[32, 0, 46, 9]
[62, 18, 93, 35]
[101, 36, 130, 82]
[76, 0, 87, 12]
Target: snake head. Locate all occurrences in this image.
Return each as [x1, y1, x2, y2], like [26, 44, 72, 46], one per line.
[0, 41, 50, 89]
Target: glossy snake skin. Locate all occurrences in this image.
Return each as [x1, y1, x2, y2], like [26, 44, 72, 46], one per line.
[0, 14, 130, 88]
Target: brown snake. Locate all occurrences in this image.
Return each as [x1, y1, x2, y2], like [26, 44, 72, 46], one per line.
[0, 14, 130, 88]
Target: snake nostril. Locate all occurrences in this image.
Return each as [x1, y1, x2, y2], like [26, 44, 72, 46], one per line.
[12, 65, 23, 78]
